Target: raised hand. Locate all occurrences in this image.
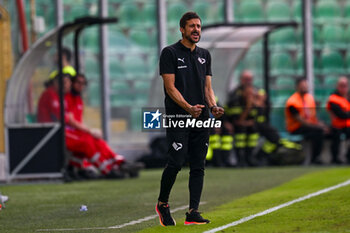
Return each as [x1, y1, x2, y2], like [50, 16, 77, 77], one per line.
[211, 106, 224, 118]
[188, 104, 205, 118]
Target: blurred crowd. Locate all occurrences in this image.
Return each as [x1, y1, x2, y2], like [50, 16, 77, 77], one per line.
[206, 70, 350, 167]
[36, 48, 350, 171]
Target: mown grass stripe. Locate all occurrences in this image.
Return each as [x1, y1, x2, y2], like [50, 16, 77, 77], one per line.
[204, 179, 350, 233]
[37, 202, 206, 232]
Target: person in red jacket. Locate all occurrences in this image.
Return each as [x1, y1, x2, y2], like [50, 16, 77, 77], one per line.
[327, 77, 350, 164]
[66, 74, 142, 178]
[37, 74, 71, 123]
[37, 75, 124, 179]
[37, 74, 99, 166]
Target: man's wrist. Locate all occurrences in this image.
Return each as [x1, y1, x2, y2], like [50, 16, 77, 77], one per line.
[210, 105, 217, 112]
[185, 104, 192, 113]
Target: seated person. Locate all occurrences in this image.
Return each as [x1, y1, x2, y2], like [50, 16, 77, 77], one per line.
[227, 84, 259, 166]
[206, 99, 234, 167]
[37, 74, 71, 123]
[326, 76, 350, 165]
[65, 74, 143, 178]
[254, 90, 302, 165]
[37, 75, 127, 179]
[285, 78, 328, 164]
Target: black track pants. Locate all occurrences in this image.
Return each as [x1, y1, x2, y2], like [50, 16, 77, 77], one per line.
[158, 129, 209, 210]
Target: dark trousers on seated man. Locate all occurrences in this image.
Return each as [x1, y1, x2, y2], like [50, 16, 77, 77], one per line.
[292, 126, 324, 163]
[330, 127, 350, 164]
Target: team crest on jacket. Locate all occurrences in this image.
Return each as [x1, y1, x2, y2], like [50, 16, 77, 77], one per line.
[198, 57, 206, 64]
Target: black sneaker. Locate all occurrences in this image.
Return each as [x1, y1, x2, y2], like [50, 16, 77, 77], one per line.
[155, 203, 176, 226]
[185, 211, 210, 225]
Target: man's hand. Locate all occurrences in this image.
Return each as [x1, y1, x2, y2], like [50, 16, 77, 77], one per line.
[318, 122, 330, 134]
[188, 104, 205, 118]
[90, 128, 103, 139]
[211, 106, 224, 118]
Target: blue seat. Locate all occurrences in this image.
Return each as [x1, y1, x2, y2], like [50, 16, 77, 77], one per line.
[320, 50, 345, 74]
[134, 93, 149, 106]
[237, 1, 264, 22]
[82, 27, 99, 52]
[315, 0, 342, 24]
[129, 29, 157, 48]
[141, 4, 157, 27]
[270, 28, 298, 50]
[242, 52, 263, 74]
[324, 75, 340, 86]
[87, 81, 100, 106]
[167, 28, 181, 45]
[292, 1, 302, 22]
[193, 1, 213, 25]
[266, 0, 291, 22]
[134, 80, 151, 91]
[123, 55, 150, 79]
[296, 52, 321, 75]
[118, 3, 141, 27]
[84, 57, 100, 77]
[109, 59, 125, 80]
[275, 76, 295, 88]
[271, 52, 295, 76]
[320, 25, 346, 49]
[131, 108, 142, 131]
[167, 2, 187, 27]
[215, 1, 225, 22]
[108, 31, 133, 52]
[110, 94, 134, 107]
[111, 81, 130, 94]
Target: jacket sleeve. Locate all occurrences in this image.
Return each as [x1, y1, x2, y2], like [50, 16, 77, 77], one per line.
[329, 102, 350, 119]
[288, 106, 299, 116]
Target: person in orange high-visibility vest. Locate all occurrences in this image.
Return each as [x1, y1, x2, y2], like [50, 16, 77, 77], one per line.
[327, 77, 350, 165]
[285, 78, 328, 164]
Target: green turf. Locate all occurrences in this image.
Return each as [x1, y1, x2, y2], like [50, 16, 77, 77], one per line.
[0, 167, 320, 233]
[139, 167, 350, 233]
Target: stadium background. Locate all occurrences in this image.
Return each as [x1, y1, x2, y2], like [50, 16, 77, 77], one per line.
[1, 1, 350, 232]
[0, 0, 349, 173]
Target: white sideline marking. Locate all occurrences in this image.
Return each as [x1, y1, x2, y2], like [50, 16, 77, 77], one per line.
[37, 202, 206, 232]
[204, 179, 350, 233]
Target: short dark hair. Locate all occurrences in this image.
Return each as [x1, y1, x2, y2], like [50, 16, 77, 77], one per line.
[62, 47, 72, 62]
[180, 11, 201, 28]
[295, 77, 307, 87]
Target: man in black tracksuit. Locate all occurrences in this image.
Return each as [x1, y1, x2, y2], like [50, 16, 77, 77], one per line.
[155, 12, 224, 227]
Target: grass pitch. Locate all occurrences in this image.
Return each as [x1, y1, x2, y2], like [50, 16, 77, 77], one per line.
[1, 166, 348, 233]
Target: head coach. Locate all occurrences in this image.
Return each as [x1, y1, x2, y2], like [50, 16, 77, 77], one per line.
[155, 12, 224, 227]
